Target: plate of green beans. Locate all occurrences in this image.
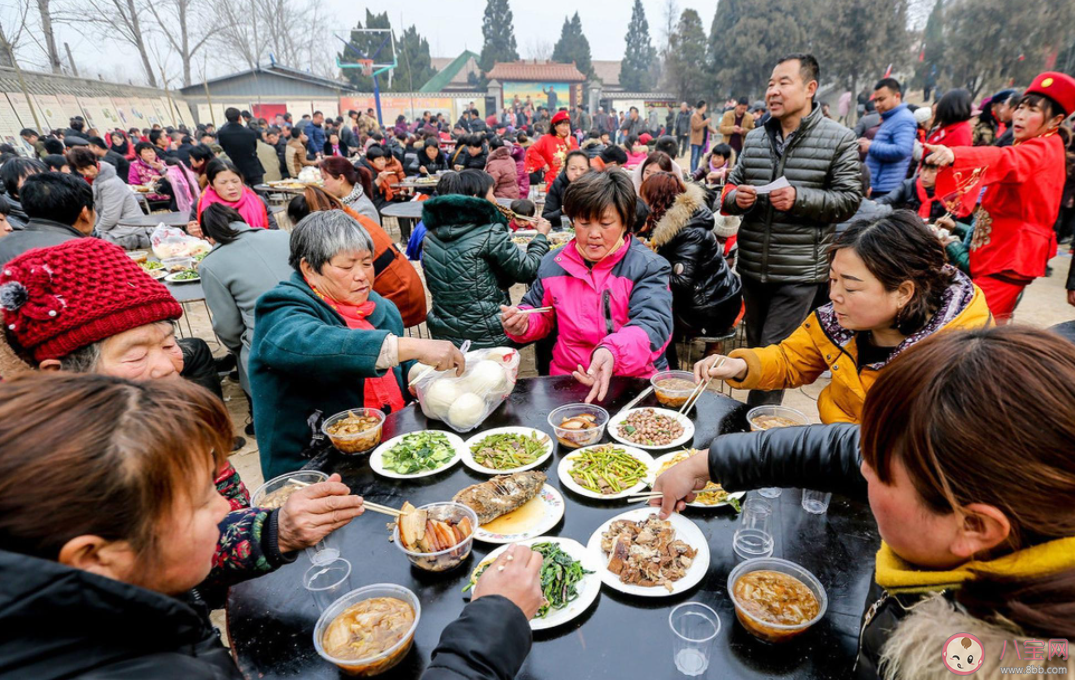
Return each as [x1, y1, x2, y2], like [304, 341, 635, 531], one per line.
[557, 443, 656, 500]
[462, 427, 555, 475]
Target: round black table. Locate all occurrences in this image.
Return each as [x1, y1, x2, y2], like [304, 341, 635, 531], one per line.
[226, 376, 879, 679]
[380, 197, 516, 245]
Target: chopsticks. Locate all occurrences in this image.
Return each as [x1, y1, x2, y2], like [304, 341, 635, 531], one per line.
[364, 501, 403, 518]
[409, 339, 472, 387]
[626, 491, 663, 503]
[517, 306, 553, 315]
[618, 385, 654, 414]
[679, 358, 726, 415]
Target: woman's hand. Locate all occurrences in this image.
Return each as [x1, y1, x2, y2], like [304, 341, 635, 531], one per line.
[275, 474, 364, 553]
[499, 305, 530, 336]
[418, 166, 429, 175]
[923, 143, 955, 167]
[399, 337, 466, 376]
[472, 544, 545, 620]
[934, 215, 956, 231]
[186, 220, 203, 239]
[573, 347, 615, 403]
[693, 354, 748, 383]
[706, 169, 726, 184]
[533, 217, 552, 236]
[649, 448, 712, 519]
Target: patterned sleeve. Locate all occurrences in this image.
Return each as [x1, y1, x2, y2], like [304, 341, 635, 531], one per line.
[197, 507, 296, 607]
[215, 462, 251, 511]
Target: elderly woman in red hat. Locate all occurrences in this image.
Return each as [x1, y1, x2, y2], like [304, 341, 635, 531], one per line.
[525, 109, 579, 187]
[926, 71, 1075, 322]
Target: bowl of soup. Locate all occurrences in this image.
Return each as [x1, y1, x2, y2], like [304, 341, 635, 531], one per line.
[651, 370, 699, 408]
[727, 557, 827, 643]
[322, 408, 385, 454]
[250, 470, 330, 510]
[548, 404, 608, 449]
[313, 583, 421, 676]
[746, 406, 810, 432]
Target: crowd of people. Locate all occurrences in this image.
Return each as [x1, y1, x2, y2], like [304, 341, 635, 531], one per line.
[0, 49, 1074, 680]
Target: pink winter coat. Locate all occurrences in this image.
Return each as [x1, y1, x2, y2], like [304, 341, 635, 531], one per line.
[510, 143, 529, 198]
[485, 146, 520, 199]
[506, 236, 673, 377]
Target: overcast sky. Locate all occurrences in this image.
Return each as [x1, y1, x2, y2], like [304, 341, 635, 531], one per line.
[29, 0, 724, 84]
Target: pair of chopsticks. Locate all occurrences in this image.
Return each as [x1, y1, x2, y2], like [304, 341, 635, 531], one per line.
[679, 357, 726, 415]
[364, 501, 403, 518]
[626, 490, 663, 503]
[408, 339, 472, 387]
[517, 306, 553, 316]
[618, 385, 654, 415]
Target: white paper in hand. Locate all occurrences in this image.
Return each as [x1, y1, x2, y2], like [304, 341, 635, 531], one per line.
[754, 176, 791, 195]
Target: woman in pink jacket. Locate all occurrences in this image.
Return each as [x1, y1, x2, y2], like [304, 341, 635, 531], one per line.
[485, 137, 520, 199]
[500, 170, 674, 403]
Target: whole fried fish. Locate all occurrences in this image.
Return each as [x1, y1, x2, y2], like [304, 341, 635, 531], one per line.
[452, 471, 546, 524]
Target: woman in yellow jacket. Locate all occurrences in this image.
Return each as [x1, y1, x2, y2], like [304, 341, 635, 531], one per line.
[695, 211, 993, 423]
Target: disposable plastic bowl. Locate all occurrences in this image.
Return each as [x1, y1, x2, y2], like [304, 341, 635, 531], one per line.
[547, 404, 609, 449]
[160, 256, 193, 271]
[313, 583, 421, 676]
[392, 502, 478, 572]
[746, 405, 810, 432]
[727, 557, 828, 643]
[322, 408, 385, 454]
[650, 370, 699, 408]
[126, 250, 148, 264]
[250, 470, 329, 510]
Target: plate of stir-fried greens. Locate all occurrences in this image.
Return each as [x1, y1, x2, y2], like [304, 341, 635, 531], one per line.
[463, 537, 600, 630]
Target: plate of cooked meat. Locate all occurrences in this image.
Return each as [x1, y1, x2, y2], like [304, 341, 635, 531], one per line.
[452, 471, 565, 544]
[586, 508, 710, 597]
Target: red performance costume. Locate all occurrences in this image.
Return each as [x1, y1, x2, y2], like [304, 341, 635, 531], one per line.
[525, 111, 579, 186]
[936, 71, 1075, 321]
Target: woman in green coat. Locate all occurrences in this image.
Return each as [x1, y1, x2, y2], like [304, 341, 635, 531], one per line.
[422, 169, 553, 348]
[249, 210, 465, 479]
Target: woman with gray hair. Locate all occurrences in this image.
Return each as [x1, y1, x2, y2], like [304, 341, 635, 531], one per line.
[249, 209, 465, 478]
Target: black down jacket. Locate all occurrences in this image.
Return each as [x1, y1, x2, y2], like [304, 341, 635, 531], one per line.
[649, 183, 742, 337]
[422, 194, 549, 348]
[0, 548, 532, 680]
[722, 102, 863, 284]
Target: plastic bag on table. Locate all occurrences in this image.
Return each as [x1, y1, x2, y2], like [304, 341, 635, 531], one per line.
[410, 347, 521, 433]
[150, 224, 211, 260]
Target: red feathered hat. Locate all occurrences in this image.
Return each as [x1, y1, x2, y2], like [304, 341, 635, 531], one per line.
[1025, 71, 1075, 117]
[0, 239, 182, 362]
[550, 110, 570, 126]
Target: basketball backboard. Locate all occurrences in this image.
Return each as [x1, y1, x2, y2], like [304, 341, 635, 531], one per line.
[334, 28, 396, 76]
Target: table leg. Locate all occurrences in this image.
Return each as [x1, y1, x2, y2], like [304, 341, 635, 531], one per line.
[398, 217, 415, 245]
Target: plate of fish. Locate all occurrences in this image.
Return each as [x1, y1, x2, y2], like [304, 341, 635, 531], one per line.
[452, 471, 565, 544]
[586, 508, 709, 597]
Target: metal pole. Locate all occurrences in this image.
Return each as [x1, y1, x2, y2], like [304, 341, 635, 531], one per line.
[7, 43, 42, 132]
[63, 42, 78, 77]
[373, 72, 382, 127]
[203, 77, 216, 127]
[160, 67, 179, 128]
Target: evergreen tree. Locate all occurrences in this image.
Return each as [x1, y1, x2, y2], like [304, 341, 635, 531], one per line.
[338, 10, 393, 91]
[479, 0, 519, 74]
[704, 0, 740, 97]
[552, 12, 594, 79]
[913, 0, 945, 89]
[705, 0, 807, 98]
[665, 9, 708, 101]
[621, 0, 657, 91]
[389, 25, 437, 92]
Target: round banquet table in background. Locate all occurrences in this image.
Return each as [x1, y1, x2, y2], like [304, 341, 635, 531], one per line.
[380, 197, 516, 245]
[226, 376, 880, 679]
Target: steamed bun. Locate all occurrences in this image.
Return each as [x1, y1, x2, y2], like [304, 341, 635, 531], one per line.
[447, 392, 486, 430]
[460, 359, 507, 395]
[423, 378, 460, 419]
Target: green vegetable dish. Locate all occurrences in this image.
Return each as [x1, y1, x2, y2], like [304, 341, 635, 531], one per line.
[464, 542, 592, 618]
[173, 269, 199, 280]
[568, 445, 648, 495]
[470, 431, 549, 470]
[143, 261, 163, 270]
[381, 431, 456, 475]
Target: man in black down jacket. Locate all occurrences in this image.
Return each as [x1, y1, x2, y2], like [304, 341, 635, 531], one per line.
[216, 107, 264, 186]
[722, 53, 862, 407]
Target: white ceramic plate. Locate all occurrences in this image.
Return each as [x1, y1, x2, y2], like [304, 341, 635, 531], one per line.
[608, 407, 695, 450]
[164, 272, 200, 284]
[467, 537, 601, 630]
[557, 444, 655, 500]
[462, 427, 555, 475]
[585, 507, 710, 598]
[473, 484, 565, 544]
[369, 430, 465, 479]
[651, 451, 746, 509]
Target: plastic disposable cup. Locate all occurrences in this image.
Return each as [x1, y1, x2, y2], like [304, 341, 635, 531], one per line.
[757, 487, 782, 499]
[307, 529, 343, 566]
[801, 489, 832, 515]
[733, 496, 775, 559]
[303, 557, 353, 612]
[669, 602, 721, 676]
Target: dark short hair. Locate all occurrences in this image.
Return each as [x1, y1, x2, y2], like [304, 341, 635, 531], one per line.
[776, 53, 820, 85]
[448, 169, 494, 198]
[19, 128, 38, 138]
[42, 155, 69, 172]
[189, 145, 213, 164]
[466, 134, 484, 149]
[312, 110, 323, 117]
[696, 100, 706, 109]
[66, 147, 96, 170]
[134, 141, 156, 156]
[199, 203, 245, 244]
[598, 145, 628, 165]
[224, 107, 241, 122]
[43, 138, 64, 155]
[710, 143, 734, 160]
[655, 135, 678, 157]
[240, 110, 252, 119]
[205, 157, 244, 185]
[1, 158, 46, 198]
[87, 136, 107, 149]
[933, 88, 973, 128]
[737, 96, 749, 106]
[562, 170, 635, 229]
[365, 145, 387, 160]
[0, 194, 11, 216]
[510, 198, 536, 217]
[21, 172, 94, 225]
[290, 126, 303, 139]
[874, 77, 902, 95]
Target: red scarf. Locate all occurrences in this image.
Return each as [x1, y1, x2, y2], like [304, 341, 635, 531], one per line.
[915, 178, 938, 221]
[306, 279, 405, 412]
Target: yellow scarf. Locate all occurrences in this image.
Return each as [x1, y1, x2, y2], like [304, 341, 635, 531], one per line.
[875, 536, 1075, 594]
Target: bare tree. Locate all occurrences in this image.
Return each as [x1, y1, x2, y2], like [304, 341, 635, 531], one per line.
[215, 0, 332, 77]
[0, 10, 31, 69]
[661, 0, 680, 51]
[523, 37, 552, 61]
[34, 0, 62, 72]
[144, 0, 217, 86]
[57, 0, 157, 86]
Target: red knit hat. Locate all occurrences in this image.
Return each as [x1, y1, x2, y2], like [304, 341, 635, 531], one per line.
[0, 239, 183, 362]
[551, 111, 570, 126]
[1025, 71, 1075, 117]
[639, 133, 653, 144]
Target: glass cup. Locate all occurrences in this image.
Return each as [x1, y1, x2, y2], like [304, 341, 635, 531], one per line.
[303, 557, 353, 612]
[801, 489, 832, 515]
[757, 486, 782, 499]
[307, 528, 343, 566]
[669, 602, 721, 676]
[733, 496, 775, 560]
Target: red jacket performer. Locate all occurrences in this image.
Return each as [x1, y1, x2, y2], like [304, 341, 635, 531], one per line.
[927, 71, 1075, 322]
[525, 110, 579, 187]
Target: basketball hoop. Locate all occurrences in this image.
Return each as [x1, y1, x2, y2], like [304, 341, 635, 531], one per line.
[360, 59, 374, 77]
